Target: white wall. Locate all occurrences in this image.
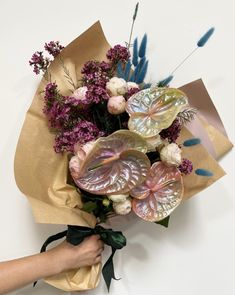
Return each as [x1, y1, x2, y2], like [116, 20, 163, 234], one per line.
[0, 0, 235, 294]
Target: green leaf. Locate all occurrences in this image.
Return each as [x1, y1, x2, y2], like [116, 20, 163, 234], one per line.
[82, 201, 97, 213]
[155, 215, 170, 228]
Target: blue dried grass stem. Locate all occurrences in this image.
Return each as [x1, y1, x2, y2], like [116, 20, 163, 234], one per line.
[197, 27, 215, 47]
[139, 34, 147, 58]
[124, 60, 132, 80]
[117, 61, 125, 79]
[158, 75, 174, 87]
[170, 27, 215, 75]
[132, 38, 138, 66]
[136, 60, 148, 83]
[195, 169, 213, 177]
[183, 138, 201, 146]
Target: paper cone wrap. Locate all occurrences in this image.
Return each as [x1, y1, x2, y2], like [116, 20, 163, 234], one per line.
[14, 21, 233, 291]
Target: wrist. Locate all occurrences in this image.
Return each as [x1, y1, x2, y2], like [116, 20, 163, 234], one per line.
[48, 241, 79, 274]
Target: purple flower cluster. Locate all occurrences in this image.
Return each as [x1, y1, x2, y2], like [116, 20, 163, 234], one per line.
[81, 60, 111, 104]
[29, 51, 50, 75]
[178, 158, 193, 175]
[126, 87, 140, 99]
[83, 72, 109, 88]
[43, 83, 58, 113]
[106, 45, 130, 63]
[81, 61, 111, 76]
[29, 41, 64, 74]
[47, 101, 71, 129]
[64, 95, 91, 108]
[160, 119, 182, 143]
[86, 85, 109, 104]
[54, 121, 104, 153]
[44, 41, 64, 57]
[43, 83, 87, 130]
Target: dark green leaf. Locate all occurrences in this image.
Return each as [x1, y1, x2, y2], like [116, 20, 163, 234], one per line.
[155, 215, 170, 228]
[82, 201, 97, 213]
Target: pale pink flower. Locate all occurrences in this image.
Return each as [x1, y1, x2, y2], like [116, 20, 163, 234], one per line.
[72, 86, 88, 100]
[106, 77, 127, 96]
[113, 198, 132, 215]
[107, 95, 126, 115]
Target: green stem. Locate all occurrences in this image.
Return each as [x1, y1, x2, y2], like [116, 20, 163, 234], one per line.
[117, 115, 122, 129]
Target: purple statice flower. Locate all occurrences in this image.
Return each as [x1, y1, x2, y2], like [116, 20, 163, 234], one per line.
[29, 51, 50, 74]
[126, 87, 140, 99]
[106, 45, 130, 63]
[44, 41, 64, 57]
[178, 158, 193, 175]
[160, 119, 182, 143]
[54, 120, 104, 153]
[85, 85, 109, 104]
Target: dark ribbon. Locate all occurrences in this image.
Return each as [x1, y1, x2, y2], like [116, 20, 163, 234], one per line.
[34, 225, 126, 291]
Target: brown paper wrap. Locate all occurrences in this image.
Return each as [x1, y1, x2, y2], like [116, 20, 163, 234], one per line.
[14, 21, 233, 291]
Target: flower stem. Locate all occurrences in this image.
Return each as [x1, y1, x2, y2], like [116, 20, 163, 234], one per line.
[170, 47, 198, 75]
[127, 2, 139, 49]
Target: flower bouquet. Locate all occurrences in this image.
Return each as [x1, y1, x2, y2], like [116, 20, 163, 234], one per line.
[14, 4, 233, 292]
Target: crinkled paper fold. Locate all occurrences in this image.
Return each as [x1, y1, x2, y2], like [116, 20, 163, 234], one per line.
[14, 21, 233, 291]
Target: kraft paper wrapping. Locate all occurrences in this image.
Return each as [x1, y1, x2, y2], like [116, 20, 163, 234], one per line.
[14, 21, 233, 291]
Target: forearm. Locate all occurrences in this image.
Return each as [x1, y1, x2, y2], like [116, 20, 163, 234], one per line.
[0, 236, 103, 294]
[0, 249, 62, 294]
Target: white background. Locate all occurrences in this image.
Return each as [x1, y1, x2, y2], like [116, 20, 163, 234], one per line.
[0, 0, 235, 294]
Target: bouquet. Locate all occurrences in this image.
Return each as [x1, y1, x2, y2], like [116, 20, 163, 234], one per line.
[14, 3, 233, 292]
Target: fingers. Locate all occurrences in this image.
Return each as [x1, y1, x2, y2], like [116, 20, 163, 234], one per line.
[94, 254, 102, 264]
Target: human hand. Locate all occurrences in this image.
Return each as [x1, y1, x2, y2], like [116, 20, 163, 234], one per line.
[49, 235, 104, 273]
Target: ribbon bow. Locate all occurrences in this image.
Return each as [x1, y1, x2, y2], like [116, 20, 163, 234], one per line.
[34, 225, 126, 291]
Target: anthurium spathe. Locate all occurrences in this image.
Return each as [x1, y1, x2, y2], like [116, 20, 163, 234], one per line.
[126, 87, 188, 138]
[131, 161, 184, 222]
[73, 130, 151, 195]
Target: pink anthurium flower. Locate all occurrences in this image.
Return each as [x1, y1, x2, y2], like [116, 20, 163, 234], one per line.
[131, 161, 183, 222]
